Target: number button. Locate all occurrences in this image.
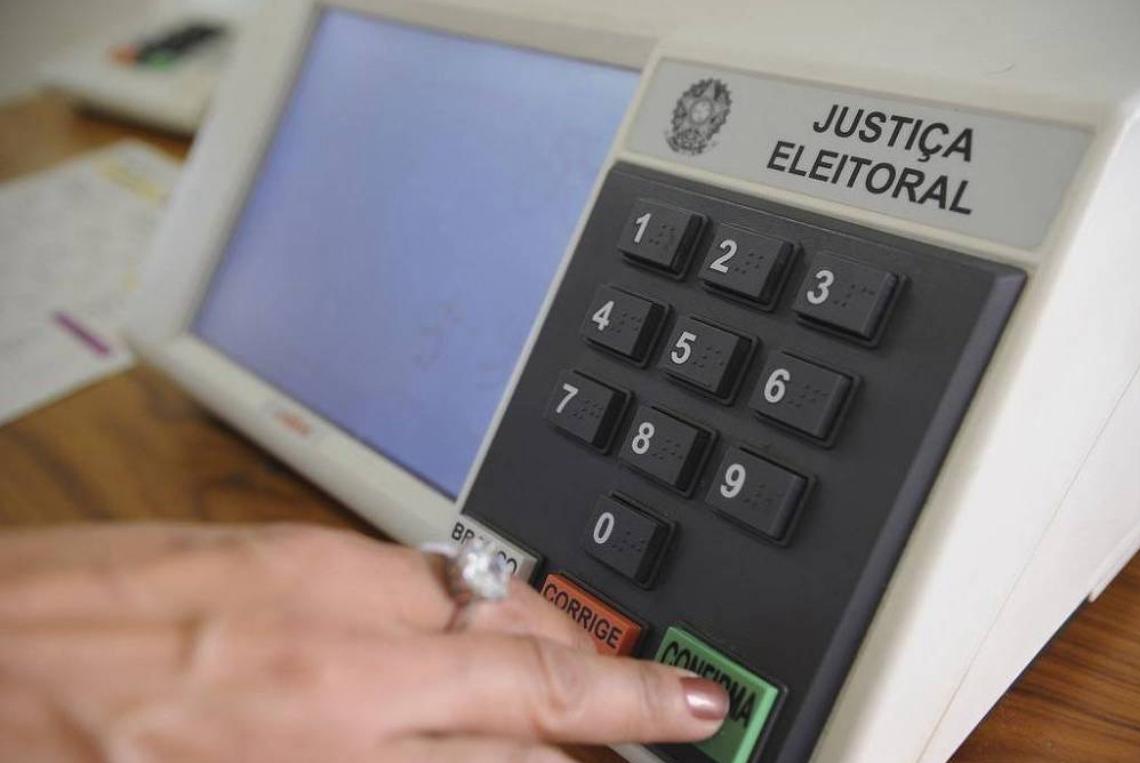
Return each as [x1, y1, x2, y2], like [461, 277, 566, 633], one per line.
[699, 224, 794, 307]
[706, 447, 809, 541]
[749, 351, 853, 440]
[544, 371, 628, 449]
[582, 495, 670, 585]
[657, 316, 753, 399]
[580, 285, 666, 363]
[618, 405, 713, 493]
[792, 252, 898, 340]
[616, 199, 705, 275]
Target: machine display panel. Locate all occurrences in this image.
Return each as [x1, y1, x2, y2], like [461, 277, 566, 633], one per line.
[193, 9, 637, 497]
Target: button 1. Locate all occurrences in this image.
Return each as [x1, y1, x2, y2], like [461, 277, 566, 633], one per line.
[658, 316, 752, 399]
[582, 494, 670, 585]
[617, 199, 705, 275]
[793, 252, 898, 340]
[540, 573, 643, 655]
[580, 285, 666, 363]
[699, 224, 794, 307]
[655, 627, 781, 763]
[449, 516, 540, 582]
[706, 447, 808, 541]
[544, 371, 628, 450]
[618, 406, 713, 493]
[750, 351, 852, 440]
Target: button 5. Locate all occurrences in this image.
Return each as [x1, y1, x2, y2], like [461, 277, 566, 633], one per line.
[793, 251, 898, 340]
[658, 316, 753, 400]
[617, 199, 705, 275]
[706, 447, 808, 541]
[544, 371, 628, 450]
[618, 405, 713, 493]
[582, 494, 670, 585]
[750, 351, 853, 440]
[540, 574, 643, 655]
[655, 627, 781, 763]
[699, 224, 794, 307]
[580, 285, 667, 363]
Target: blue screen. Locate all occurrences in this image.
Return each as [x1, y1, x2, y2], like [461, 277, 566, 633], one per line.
[193, 10, 636, 498]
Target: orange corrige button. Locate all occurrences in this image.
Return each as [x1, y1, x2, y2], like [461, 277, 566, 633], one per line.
[540, 573, 642, 656]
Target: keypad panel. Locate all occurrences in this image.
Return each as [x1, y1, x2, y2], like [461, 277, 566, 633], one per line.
[462, 163, 1024, 763]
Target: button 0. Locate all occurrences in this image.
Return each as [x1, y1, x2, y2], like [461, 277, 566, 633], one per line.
[793, 252, 898, 340]
[706, 447, 808, 541]
[582, 494, 670, 585]
[618, 406, 713, 493]
[655, 627, 781, 763]
[658, 316, 752, 399]
[449, 516, 540, 582]
[750, 351, 852, 440]
[617, 199, 705, 275]
[544, 371, 628, 450]
[540, 573, 643, 656]
[700, 224, 794, 307]
[580, 285, 666, 363]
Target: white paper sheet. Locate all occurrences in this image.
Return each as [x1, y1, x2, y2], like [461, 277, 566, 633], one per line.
[0, 140, 180, 425]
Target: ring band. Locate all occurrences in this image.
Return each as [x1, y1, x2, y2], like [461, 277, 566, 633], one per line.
[421, 538, 512, 630]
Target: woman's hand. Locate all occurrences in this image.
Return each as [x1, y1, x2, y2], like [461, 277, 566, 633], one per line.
[0, 523, 727, 762]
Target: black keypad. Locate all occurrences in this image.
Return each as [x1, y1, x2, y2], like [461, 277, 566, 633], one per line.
[617, 199, 705, 275]
[618, 405, 712, 493]
[706, 447, 808, 541]
[580, 285, 666, 363]
[657, 316, 752, 399]
[699, 224, 794, 307]
[544, 371, 628, 450]
[582, 494, 670, 585]
[793, 251, 898, 340]
[750, 351, 852, 440]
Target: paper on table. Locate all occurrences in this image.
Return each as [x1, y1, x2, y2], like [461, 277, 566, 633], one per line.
[0, 140, 180, 426]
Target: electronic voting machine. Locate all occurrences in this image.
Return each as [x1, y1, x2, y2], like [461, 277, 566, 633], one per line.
[128, 1, 1140, 761]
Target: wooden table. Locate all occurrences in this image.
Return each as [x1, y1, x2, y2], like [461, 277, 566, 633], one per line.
[2, 93, 1138, 762]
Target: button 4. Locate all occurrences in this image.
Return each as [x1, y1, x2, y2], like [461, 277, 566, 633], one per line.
[618, 405, 713, 493]
[580, 285, 666, 363]
[658, 316, 753, 400]
[793, 251, 898, 340]
[655, 627, 781, 763]
[699, 224, 794, 307]
[582, 494, 670, 585]
[617, 199, 705, 275]
[706, 447, 808, 541]
[750, 351, 853, 440]
[544, 371, 628, 450]
[540, 573, 643, 655]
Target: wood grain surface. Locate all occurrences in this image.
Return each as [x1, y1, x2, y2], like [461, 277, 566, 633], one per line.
[1, 93, 1138, 762]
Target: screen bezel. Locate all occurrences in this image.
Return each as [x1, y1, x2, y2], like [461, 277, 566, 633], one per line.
[126, 0, 654, 545]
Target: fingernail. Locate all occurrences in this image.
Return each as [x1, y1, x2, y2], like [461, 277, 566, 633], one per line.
[681, 677, 729, 721]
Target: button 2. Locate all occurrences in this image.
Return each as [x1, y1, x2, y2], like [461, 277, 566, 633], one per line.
[540, 574, 643, 656]
[544, 371, 628, 450]
[750, 351, 852, 440]
[658, 316, 753, 399]
[706, 447, 808, 541]
[655, 627, 781, 763]
[793, 251, 898, 340]
[618, 405, 712, 493]
[582, 494, 670, 585]
[700, 224, 794, 307]
[617, 199, 705, 275]
[580, 285, 666, 363]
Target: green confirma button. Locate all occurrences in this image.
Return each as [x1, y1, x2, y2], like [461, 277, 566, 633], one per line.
[655, 627, 781, 763]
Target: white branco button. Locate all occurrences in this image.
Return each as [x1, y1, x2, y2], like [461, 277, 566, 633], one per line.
[449, 516, 538, 582]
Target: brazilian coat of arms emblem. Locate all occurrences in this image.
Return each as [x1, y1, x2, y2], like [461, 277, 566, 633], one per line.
[666, 78, 732, 155]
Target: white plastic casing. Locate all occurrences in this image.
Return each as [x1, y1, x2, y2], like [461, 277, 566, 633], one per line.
[127, 1, 1140, 760]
